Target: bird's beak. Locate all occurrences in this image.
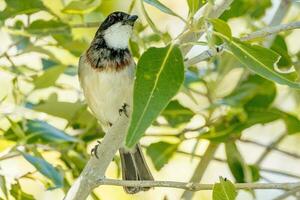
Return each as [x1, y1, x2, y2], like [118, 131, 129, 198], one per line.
[125, 15, 138, 25]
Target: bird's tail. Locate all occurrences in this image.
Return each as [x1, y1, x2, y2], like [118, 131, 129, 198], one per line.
[119, 144, 154, 194]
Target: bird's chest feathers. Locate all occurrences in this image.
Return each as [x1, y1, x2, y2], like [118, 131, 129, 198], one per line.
[79, 59, 134, 126]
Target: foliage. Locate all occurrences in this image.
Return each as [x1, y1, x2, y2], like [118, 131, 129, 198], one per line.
[0, 0, 300, 199]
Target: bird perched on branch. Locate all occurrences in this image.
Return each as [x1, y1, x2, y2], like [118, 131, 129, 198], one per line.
[78, 11, 154, 194]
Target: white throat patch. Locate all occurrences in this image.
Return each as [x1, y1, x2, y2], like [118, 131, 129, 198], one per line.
[103, 22, 132, 49]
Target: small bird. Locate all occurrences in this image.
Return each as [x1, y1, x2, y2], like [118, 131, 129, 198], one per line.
[78, 11, 154, 194]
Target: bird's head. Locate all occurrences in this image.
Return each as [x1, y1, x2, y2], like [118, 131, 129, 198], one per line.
[96, 11, 138, 50]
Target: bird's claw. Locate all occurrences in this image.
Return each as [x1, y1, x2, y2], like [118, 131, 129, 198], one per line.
[119, 103, 129, 117]
[91, 140, 101, 159]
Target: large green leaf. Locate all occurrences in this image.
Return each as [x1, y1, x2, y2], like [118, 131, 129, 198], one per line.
[161, 100, 194, 127]
[22, 153, 64, 189]
[227, 39, 300, 89]
[33, 65, 67, 89]
[126, 45, 184, 148]
[0, 0, 47, 21]
[211, 20, 300, 89]
[146, 141, 178, 170]
[213, 177, 237, 200]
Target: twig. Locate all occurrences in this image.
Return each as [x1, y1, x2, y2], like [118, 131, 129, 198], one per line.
[181, 142, 219, 200]
[96, 179, 300, 191]
[273, 186, 300, 200]
[239, 138, 300, 160]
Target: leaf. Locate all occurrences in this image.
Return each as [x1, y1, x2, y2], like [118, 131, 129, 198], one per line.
[126, 45, 184, 148]
[225, 141, 257, 183]
[30, 93, 97, 128]
[22, 153, 64, 189]
[187, 0, 205, 17]
[209, 18, 232, 40]
[144, 0, 180, 17]
[10, 182, 35, 200]
[221, 74, 276, 108]
[0, 0, 47, 21]
[27, 20, 70, 35]
[62, 0, 102, 14]
[213, 177, 237, 200]
[53, 34, 89, 56]
[0, 175, 8, 200]
[146, 141, 178, 170]
[26, 120, 78, 143]
[225, 38, 300, 89]
[271, 35, 293, 70]
[161, 100, 194, 127]
[220, 0, 271, 20]
[33, 65, 67, 89]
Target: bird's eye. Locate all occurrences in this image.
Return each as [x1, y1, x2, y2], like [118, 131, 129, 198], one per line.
[108, 17, 114, 23]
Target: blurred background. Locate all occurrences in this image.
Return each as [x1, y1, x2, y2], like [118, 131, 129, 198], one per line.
[0, 0, 300, 199]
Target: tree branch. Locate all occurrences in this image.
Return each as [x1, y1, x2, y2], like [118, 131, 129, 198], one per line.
[96, 179, 300, 191]
[64, 114, 130, 200]
[185, 21, 300, 66]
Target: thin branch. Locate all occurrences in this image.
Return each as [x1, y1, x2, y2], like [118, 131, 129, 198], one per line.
[239, 138, 300, 160]
[96, 179, 300, 191]
[273, 186, 300, 200]
[181, 142, 219, 200]
[173, 149, 300, 180]
[185, 21, 300, 66]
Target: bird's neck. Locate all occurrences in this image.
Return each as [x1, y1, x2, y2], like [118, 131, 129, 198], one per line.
[86, 36, 132, 71]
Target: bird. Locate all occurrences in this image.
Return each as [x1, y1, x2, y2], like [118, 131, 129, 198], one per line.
[78, 11, 154, 194]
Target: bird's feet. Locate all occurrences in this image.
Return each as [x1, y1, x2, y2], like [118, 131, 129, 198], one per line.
[91, 140, 101, 159]
[119, 103, 129, 117]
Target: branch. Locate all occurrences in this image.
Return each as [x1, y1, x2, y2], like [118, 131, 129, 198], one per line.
[96, 179, 300, 191]
[185, 21, 300, 66]
[64, 114, 130, 200]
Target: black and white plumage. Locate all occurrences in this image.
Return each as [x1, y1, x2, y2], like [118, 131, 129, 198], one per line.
[78, 11, 153, 194]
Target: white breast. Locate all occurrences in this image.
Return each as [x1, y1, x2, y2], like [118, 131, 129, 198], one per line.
[78, 55, 135, 132]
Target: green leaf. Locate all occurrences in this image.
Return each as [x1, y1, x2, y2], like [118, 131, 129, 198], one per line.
[62, 0, 102, 14]
[271, 35, 293, 70]
[146, 141, 178, 170]
[144, 0, 181, 18]
[161, 100, 194, 127]
[10, 182, 35, 200]
[33, 65, 67, 89]
[0, 0, 47, 21]
[213, 177, 237, 200]
[53, 34, 89, 56]
[27, 20, 70, 35]
[225, 38, 300, 89]
[22, 153, 64, 189]
[0, 175, 8, 200]
[220, 0, 271, 21]
[26, 120, 78, 143]
[225, 141, 257, 183]
[187, 0, 206, 17]
[126, 45, 184, 148]
[209, 18, 232, 40]
[221, 74, 276, 108]
[30, 93, 96, 128]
